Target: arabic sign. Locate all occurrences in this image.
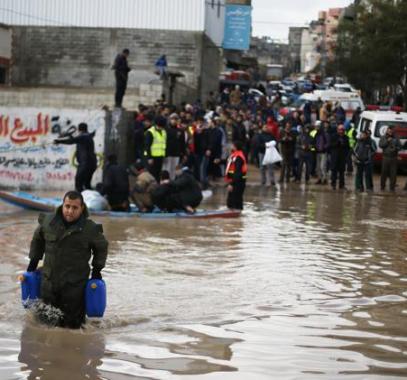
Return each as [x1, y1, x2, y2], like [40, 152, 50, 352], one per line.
[223, 4, 251, 51]
[0, 108, 106, 190]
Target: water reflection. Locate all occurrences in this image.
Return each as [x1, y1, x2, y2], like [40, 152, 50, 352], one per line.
[18, 322, 105, 380]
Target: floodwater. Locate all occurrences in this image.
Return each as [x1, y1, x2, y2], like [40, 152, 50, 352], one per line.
[0, 187, 406, 379]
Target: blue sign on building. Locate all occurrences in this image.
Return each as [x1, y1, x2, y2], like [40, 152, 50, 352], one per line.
[223, 4, 252, 51]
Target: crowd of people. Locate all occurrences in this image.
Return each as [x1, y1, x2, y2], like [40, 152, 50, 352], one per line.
[129, 85, 405, 196]
[56, 83, 405, 215]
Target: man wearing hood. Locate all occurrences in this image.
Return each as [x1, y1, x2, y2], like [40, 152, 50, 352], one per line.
[26, 191, 108, 328]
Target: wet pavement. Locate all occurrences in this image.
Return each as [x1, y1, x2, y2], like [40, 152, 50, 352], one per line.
[0, 186, 406, 379]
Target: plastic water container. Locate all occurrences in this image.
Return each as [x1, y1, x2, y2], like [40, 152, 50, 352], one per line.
[19, 270, 41, 308]
[85, 279, 106, 317]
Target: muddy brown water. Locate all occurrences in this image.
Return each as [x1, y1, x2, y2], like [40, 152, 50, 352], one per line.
[0, 188, 406, 379]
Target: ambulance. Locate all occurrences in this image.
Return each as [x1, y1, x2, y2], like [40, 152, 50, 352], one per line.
[295, 90, 365, 120]
[356, 106, 407, 170]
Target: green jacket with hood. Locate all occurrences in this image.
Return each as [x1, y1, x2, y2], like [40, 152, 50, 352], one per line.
[29, 205, 108, 290]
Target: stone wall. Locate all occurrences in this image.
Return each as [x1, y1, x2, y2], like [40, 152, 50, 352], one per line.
[9, 25, 222, 104]
[11, 26, 202, 90]
[0, 85, 163, 110]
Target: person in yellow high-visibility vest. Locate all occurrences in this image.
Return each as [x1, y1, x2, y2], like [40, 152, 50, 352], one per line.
[144, 116, 167, 181]
[309, 126, 318, 177]
[346, 123, 357, 174]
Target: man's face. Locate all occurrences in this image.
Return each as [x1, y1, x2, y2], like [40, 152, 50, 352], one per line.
[62, 198, 84, 223]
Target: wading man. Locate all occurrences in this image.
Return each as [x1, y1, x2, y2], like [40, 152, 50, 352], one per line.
[26, 191, 108, 328]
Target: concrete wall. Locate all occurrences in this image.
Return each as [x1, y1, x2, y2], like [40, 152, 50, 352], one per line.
[200, 35, 224, 100]
[11, 26, 203, 91]
[0, 85, 163, 110]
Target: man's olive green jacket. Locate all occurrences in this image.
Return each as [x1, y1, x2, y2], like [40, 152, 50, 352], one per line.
[29, 205, 108, 288]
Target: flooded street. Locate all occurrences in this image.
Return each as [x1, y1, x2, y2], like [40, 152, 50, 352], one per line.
[0, 188, 406, 379]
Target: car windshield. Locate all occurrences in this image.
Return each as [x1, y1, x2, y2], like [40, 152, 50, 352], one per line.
[337, 87, 352, 92]
[375, 121, 407, 139]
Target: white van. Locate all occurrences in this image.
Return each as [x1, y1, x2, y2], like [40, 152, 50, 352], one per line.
[296, 90, 365, 119]
[356, 107, 407, 169]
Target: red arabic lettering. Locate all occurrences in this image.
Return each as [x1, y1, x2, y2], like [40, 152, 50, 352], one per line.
[46, 172, 74, 181]
[0, 169, 33, 182]
[9, 114, 51, 145]
[0, 115, 9, 136]
[10, 118, 29, 144]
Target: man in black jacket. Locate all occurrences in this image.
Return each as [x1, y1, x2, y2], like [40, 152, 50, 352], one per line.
[330, 124, 350, 190]
[163, 113, 184, 179]
[152, 168, 202, 213]
[113, 49, 131, 108]
[204, 117, 223, 184]
[54, 123, 97, 192]
[102, 154, 130, 211]
[354, 131, 376, 192]
[379, 126, 402, 191]
[167, 166, 203, 213]
[279, 122, 296, 183]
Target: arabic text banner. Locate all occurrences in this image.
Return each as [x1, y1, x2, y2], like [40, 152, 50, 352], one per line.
[223, 4, 251, 51]
[0, 107, 106, 190]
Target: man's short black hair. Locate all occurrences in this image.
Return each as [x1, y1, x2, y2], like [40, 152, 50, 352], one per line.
[160, 170, 170, 181]
[233, 140, 244, 151]
[78, 123, 88, 132]
[123, 48, 130, 54]
[63, 190, 84, 205]
[107, 154, 118, 164]
[155, 116, 167, 128]
[134, 161, 145, 171]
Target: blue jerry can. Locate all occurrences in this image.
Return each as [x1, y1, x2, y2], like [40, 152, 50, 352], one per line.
[19, 270, 41, 308]
[85, 279, 106, 317]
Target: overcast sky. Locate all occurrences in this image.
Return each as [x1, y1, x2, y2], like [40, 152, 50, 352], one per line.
[252, 0, 354, 41]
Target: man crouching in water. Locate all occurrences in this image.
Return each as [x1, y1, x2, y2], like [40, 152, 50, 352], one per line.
[26, 191, 108, 328]
[152, 166, 203, 213]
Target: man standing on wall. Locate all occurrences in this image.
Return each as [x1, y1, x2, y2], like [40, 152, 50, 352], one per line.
[112, 49, 131, 108]
[54, 123, 98, 192]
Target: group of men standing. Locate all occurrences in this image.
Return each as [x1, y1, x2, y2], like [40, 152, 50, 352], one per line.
[257, 105, 404, 193]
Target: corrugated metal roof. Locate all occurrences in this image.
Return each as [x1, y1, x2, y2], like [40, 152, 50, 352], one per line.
[0, 0, 205, 30]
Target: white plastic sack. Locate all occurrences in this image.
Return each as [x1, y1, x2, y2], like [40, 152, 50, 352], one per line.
[262, 141, 282, 165]
[81, 190, 109, 211]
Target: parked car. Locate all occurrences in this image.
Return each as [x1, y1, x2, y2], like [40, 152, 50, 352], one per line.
[333, 83, 358, 93]
[356, 106, 407, 170]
